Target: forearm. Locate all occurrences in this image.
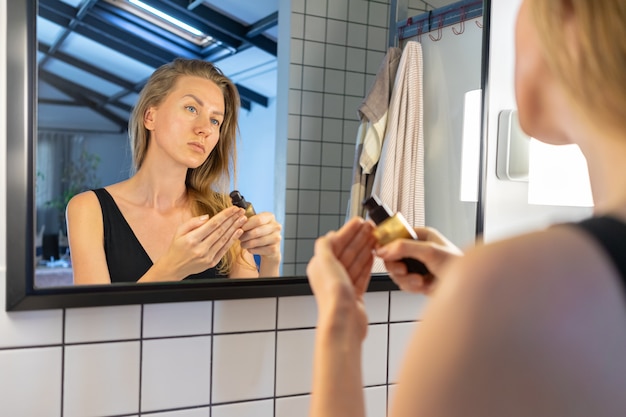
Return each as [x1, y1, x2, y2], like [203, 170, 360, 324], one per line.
[310, 319, 366, 417]
[259, 255, 281, 277]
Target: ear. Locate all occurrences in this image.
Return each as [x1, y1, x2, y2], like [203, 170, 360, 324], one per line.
[144, 107, 156, 130]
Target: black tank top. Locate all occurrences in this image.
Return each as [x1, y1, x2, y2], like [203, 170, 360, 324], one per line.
[575, 216, 626, 283]
[92, 188, 227, 282]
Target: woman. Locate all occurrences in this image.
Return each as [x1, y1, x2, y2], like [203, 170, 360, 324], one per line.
[307, 1, 626, 416]
[67, 58, 281, 284]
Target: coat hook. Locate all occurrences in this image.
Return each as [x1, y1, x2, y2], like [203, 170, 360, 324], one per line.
[475, 19, 483, 28]
[452, 7, 467, 35]
[429, 15, 444, 41]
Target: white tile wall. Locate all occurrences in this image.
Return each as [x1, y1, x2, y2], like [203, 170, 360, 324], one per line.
[64, 341, 141, 417]
[213, 298, 276, 333]
[141, 336, 212, 411]
[0, 1, 449, 416]
[65, 304, 141, 343]
[212, 332, 276, 403]
[0, 346, 62, 417]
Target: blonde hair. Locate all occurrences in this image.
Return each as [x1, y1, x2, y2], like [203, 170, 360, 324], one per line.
[129, 58, 242, 275]
[531, 0, 626, 129]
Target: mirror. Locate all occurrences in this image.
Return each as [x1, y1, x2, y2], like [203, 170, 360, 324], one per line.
[6, 0, 489, 310]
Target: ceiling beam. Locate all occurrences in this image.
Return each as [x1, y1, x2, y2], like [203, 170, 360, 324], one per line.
[246, 12, 278, 39]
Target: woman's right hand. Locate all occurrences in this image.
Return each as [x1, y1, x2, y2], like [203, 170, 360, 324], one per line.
[375, 227, 463, 293]
[153, 206, 248, 281]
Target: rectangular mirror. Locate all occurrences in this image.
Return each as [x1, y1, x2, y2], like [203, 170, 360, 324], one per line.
[6, 0, 488, 310]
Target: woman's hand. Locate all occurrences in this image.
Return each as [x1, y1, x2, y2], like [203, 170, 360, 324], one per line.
[307, 217, 376, 341]
[151, 206, 248, 281]
[238, 212, 282, 275]
[375, 226, 463, 293]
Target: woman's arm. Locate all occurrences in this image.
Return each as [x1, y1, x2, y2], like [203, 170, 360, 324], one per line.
[66, 191, 113, 284]
[307, 218, 376, 417]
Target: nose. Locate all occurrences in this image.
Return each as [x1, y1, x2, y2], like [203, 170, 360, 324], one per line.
[194, 115, 217, 138]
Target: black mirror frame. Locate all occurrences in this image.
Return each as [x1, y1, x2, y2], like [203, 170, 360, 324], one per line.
[5, 0, 400, 311]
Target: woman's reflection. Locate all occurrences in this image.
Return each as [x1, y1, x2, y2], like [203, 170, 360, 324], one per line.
[66, 58, 282, 284]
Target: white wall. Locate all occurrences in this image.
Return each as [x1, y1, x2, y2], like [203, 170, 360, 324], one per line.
[0, 1, 422, 416]
[481, 0, 592, 242]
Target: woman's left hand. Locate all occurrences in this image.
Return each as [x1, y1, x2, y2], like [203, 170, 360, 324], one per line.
[239, 212, 282, 262]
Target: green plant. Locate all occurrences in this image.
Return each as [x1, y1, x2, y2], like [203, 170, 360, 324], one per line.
[47, 148, 101, 233]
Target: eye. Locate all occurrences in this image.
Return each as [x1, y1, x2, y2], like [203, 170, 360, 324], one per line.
[211, 118, 221, 126]
[185, 105, 197, 114]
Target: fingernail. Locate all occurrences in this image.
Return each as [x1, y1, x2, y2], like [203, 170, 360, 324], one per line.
[199, 214, 209, 221]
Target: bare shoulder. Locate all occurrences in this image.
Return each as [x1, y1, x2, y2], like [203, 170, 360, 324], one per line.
[408, 225, 626, 415]
[66, 189, 101, 217]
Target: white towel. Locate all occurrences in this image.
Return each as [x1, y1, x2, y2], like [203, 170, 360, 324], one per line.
[371, 41, 425, 272]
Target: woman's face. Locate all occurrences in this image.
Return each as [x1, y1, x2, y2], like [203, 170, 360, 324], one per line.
[514, 0, 565, 144]
[144, 75, 225, 168]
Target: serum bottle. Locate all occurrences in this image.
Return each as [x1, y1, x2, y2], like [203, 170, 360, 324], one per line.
[230, 190, 256, 218]
[362, 195, 432, 278]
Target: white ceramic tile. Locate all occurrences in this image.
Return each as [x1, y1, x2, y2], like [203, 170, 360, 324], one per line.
[325, 44, 347, 70]
[322, 118, 344, 142]
[141, 336, 211, 412]
[295, 262, 308, 275]
[388, 383, 398, 414]
[364, 385, 388, 417]
[149, 407, 209, 417]
[321, 142, 342, 167]
[366, 50, 385, 75]
[290, 39, 303, 64]
[65, 304, 141, 343]
[0, 275, 63, 348]
[143, 301, 212, 338]
[369, 2, 389, 27]
[283, 239, 296, 264]
[297, 214, 320, 237]
[346, 47, 367, 73]
[286, 189, 299, 213]
[343, 119, 361, 142]
[348, 0, 369, 24]
[347, 23, 367, 48]
[299, 165, 321, 189]
[212, 332, 275, 403]
[388, 322, 418, 383]
[282, 263, 296, 276]
[213, 298, 276, 333]
[345, 71, 365, 96]
[301, 115, 322, 141]
[320, 189, 340, 213]
[292, 0, 305, 13]
[284, 214, 298, 239]
[302, 65, 324, 92]
[301, 91, 324, 117]
[64, 341, 140, 417]
[288, 114, 301, 139]
[367, 26, 388, 52]
[305, 0, 327, 17]
[275, 328, 315, 396]
[300, 141, 322, 165]
[362, 324, 388, 386]
[303, 41, 326, 66]
[343, 95, 362, 119]
[212, 399, 273, 417]
[295, 238, 315, 263]
[289, 64, 303, 90]
[290, 12, 304, 39]
[275, 394, 311, 417]
[319, 214, 341, 235]
[321, 167, 342, 190]
[342, 167, 354, 190]
[326, 20, 347, 45]
[0, 347, 62, 417]
[287, 136, 300, 164]
[343, 142, 357, 166]
[364, 291, 389, 323]
[327, 0, 349, 20]
[324, 95, 346, 121]
[390, 291, 429, 322]
[304, 15, 327, 43]
[298, 191, 321, 215]
[277, 295, 317, 329]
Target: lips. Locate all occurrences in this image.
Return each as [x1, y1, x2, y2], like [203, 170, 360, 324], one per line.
[188, 142, 205, 153]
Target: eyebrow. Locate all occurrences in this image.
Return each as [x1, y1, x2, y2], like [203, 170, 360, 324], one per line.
[183, 94, 224, 116]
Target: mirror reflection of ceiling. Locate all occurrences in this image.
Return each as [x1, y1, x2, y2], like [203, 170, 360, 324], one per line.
[37, 0, 278, 133]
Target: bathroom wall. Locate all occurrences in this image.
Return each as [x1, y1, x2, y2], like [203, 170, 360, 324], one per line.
[0, 0, 425, 416]
[481, 0, 592, 242]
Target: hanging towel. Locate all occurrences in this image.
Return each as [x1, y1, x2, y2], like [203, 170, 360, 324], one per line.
[371, 41, 425, 272]
[348, 47, 402, 219]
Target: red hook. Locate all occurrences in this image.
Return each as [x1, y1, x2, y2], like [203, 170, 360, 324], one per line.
[429, 15, 444, 41]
